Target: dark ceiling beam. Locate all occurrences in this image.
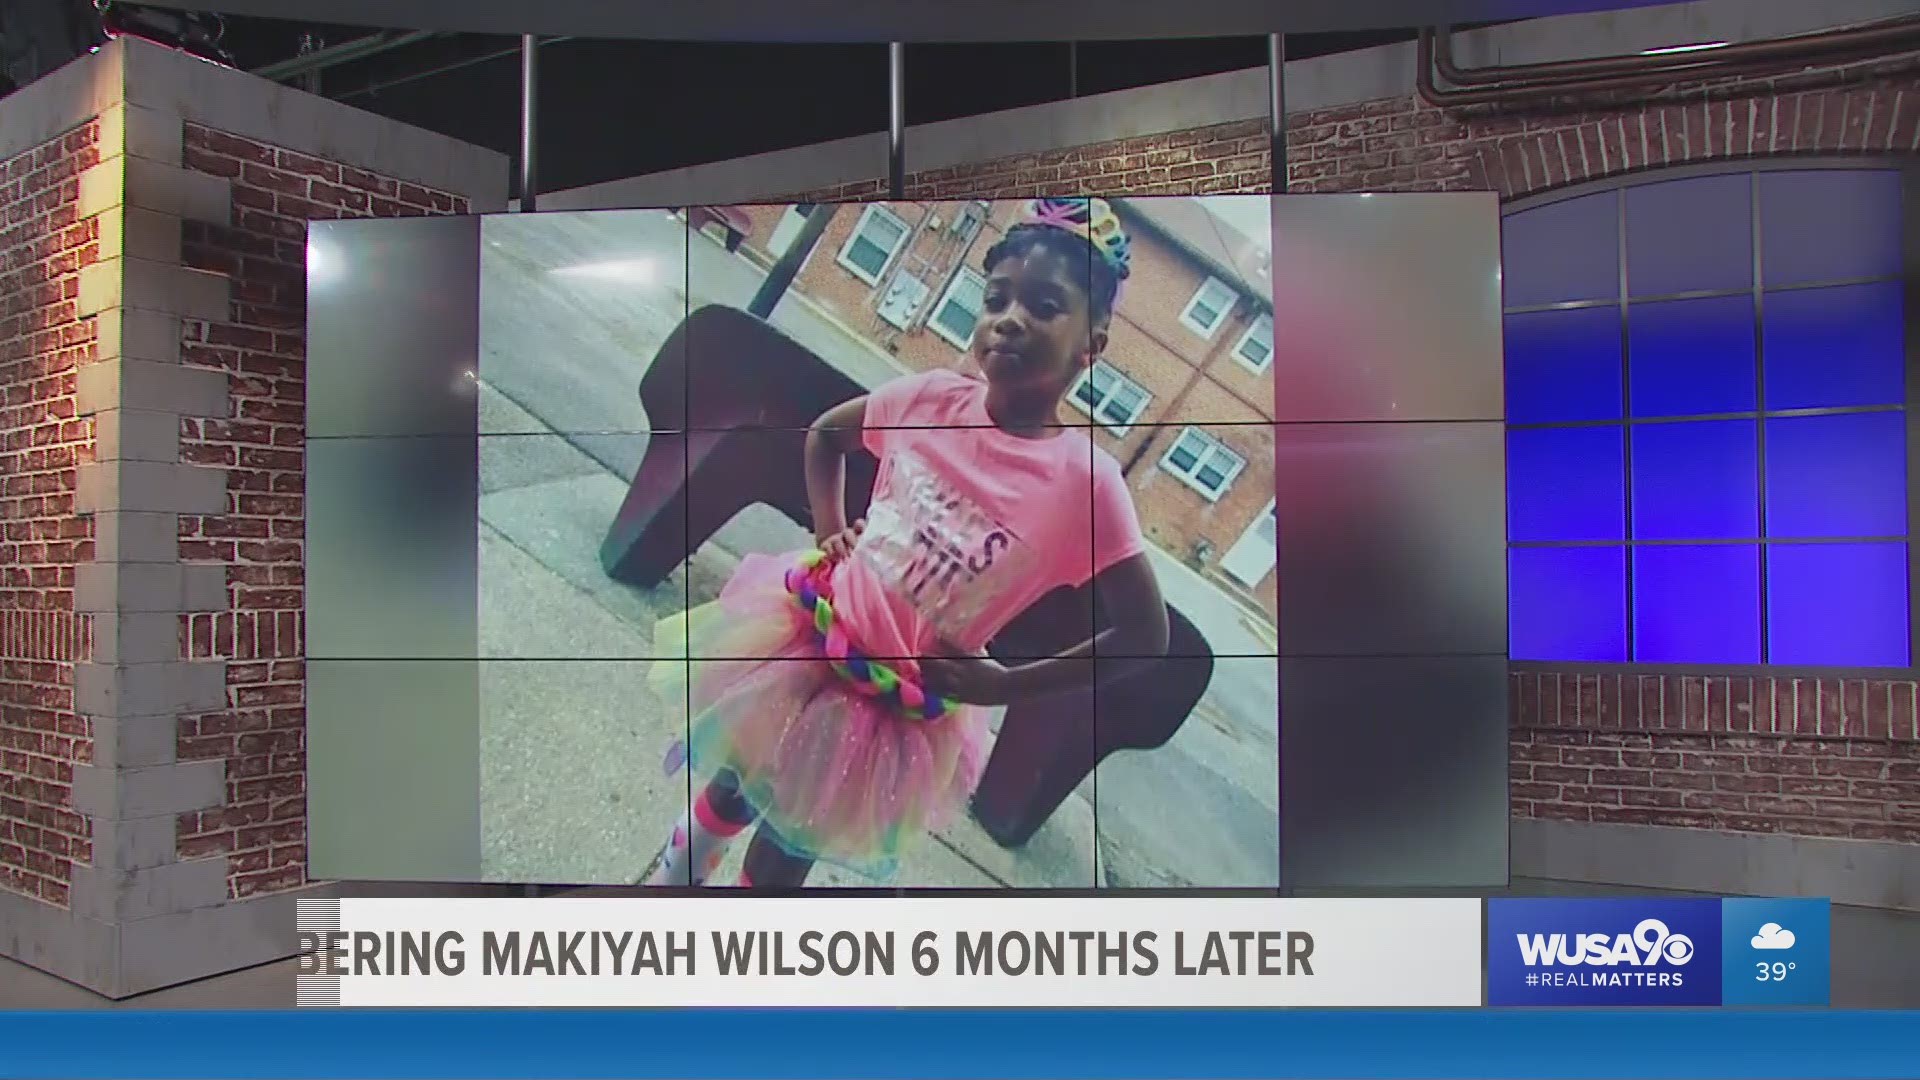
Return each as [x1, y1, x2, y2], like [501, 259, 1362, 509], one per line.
[328, 35, 576, 102]
[113, 0, 1677, 42]
[0, 0, 92, 89]
[250, 29, 441, 80]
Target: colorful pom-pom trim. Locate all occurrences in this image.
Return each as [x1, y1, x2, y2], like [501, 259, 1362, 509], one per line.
[784, 550, 959, 722]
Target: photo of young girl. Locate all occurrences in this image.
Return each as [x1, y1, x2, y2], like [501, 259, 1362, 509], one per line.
[639, 199, 1171, 888]
[311, 181, 1511, 897]
[472, 194, 1281, 890]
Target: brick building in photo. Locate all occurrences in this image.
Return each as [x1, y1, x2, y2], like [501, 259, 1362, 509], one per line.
[723, 196, 1281, 619]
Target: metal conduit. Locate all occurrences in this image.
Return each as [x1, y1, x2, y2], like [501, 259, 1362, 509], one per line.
[519, 34, 538, 211]
[1418, 15, 1920, 107]
[888, 41, 906, 199]
[1431, 14, 1920, 87]
[334, 36, 579, 102]
[251, 29, 440, 81]
[1269, 33, 1286, 192]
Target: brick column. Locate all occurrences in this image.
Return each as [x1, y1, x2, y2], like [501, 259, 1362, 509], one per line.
[0, 37, 506, 998]
[1, 43, 124, 991]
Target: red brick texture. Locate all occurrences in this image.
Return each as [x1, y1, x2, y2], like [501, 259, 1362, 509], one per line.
[173, 123, 468, 900]
[792, 53, 1920, 204]
[0, 121, 103, 908]
[1512, 673, 1920, 844]
[788, 51, 1920, 844]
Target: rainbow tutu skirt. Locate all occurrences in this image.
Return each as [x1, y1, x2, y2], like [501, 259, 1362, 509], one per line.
[649, 552, 990, 879]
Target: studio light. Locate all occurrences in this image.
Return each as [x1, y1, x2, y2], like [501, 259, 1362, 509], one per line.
[98, 3, 235, 68]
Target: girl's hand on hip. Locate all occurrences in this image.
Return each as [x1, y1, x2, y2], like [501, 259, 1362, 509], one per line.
[817, 518, 865, 561]
[919, 642, 1013, 707]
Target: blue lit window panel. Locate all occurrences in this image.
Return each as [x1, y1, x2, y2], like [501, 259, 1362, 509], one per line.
[1630, 419, 1759, 540]
[1510, 546, 1628, 662]
[1508, 426, 1626, 542]
[1625, 173, 1754, 298]
[1505, 306, 1623, 423]
[1631, 544, 1762, 664]
[1767, 542, 1911, 667]
[1759, 169, 1904, 287]
[1502, 191, 1620, 307]
[1764, 412, 1909, 539]
[1627, 295, 1758, 417]
[1762, 281, 1906, 410]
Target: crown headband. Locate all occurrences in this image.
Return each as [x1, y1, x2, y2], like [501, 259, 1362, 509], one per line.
[1017, 197, 1131, 282]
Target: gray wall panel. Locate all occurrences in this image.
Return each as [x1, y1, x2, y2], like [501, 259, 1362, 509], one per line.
[307, 216, 483, 440]
[307, 216, 484, 884]
[1276, 421, 1507, 657]
[307, 660, 481, 883]
[306, 436, 479, 660]
[1273, 192, 1508, 892]
[1270, 193, 1503, 423]
[1281, 654, 1509, 889]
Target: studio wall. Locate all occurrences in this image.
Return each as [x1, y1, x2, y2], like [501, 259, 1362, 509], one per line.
[305, 190, 1508, 892]
[4, 0, 1919, 1005]
[0, 36, 507, 999]
[562, 11, 1920, 904]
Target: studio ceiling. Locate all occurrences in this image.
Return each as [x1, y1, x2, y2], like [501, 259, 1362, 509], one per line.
[127, 0, 1678, 41]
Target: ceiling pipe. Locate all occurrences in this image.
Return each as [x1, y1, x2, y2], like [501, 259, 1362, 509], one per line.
[1430, 14, 1920, 88]
[332, 35, 578, 101]
[251, 28, 440, 81]
[1416, 20, 1920, 107]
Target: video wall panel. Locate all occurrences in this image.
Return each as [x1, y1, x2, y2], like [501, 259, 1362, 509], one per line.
[307, 191, 1506, 890]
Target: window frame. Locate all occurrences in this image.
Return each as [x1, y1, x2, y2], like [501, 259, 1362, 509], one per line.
[1233, 312, 1275, 373]
[1179, 275, 1241, 340]
[1159, 425, 1247, 502]
[1068, 360, 1153, 436]
[1501, 157, 1917, 671]
[835, 203, 912, 286]
[928, 267, 987, 350]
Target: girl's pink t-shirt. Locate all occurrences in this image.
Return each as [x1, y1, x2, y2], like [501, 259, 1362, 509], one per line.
[831, 368, 1146, 658]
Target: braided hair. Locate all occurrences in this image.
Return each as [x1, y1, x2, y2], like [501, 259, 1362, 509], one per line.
[980, 198, 1132, 325]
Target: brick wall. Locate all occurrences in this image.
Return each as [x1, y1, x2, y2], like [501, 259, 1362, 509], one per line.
[791, 54, 1920, 203]
[171, 123, 468, 900]
[0, 122, 101, 909]
[788, 50, 1920, 843]
[1513, 673, 1920, 844]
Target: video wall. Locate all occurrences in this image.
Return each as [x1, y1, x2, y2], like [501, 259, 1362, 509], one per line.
[1503, 166, 1911, 668]
[304, 192, 1507, 889]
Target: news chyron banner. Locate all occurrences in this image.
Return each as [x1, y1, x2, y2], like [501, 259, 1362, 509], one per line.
[295, 897, 1481, 1007]
[1486, 898, 1832, 1007]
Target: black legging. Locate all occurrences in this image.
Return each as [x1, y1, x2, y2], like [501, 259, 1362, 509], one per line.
[703, 769, 816, 889]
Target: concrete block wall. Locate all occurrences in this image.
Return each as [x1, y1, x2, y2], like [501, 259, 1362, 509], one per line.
[0, 42, 119, 989]
[0, 36, 507, 998]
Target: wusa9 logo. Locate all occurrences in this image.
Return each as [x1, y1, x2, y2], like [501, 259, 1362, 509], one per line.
[1516, 918, 1696, 970]
[1487, 899, 1722, 1006]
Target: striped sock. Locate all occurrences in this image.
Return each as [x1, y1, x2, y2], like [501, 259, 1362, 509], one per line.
[644, 789, 751, 886]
